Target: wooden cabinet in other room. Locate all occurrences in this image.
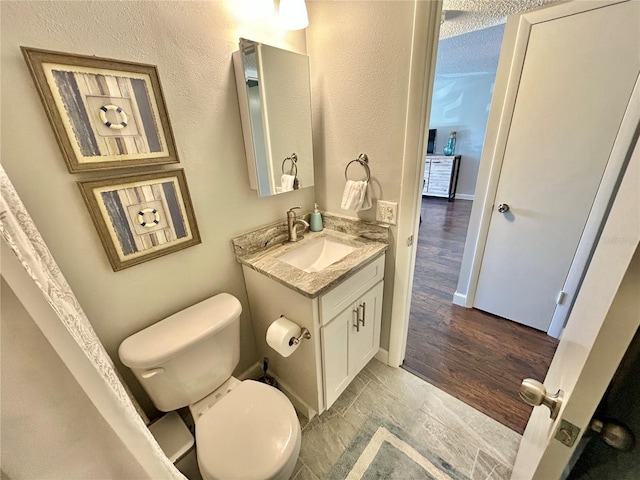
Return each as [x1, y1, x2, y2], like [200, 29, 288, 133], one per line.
[423, 155, 461, 200]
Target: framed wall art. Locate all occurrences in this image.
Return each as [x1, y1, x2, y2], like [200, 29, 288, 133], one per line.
[78, 169, 200, 271]
[22, 47, 180, 172]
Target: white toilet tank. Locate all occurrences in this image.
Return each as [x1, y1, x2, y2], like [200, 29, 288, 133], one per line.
[119, 293, 242, 412]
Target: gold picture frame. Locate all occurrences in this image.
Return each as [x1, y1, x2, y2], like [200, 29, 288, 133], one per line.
[78, 169, 200, 271]
[22, 47, 180, 172]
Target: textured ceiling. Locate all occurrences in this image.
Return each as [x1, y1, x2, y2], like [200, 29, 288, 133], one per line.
[439, 0, 561, 39]
[435, 23, 505, 75]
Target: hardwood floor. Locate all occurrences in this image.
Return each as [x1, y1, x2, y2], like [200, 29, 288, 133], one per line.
[403, 197, 559, 434]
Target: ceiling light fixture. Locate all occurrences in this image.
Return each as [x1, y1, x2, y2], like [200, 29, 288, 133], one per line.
[279, 0, 309, 30]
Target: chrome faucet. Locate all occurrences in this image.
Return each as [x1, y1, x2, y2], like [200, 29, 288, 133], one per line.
[286, 206, 309, 242]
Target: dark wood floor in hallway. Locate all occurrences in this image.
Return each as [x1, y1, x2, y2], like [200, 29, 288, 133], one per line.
[404, 197, 559, 434]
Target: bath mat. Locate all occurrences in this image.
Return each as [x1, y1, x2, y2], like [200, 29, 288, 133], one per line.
[326, 417, 469, 480]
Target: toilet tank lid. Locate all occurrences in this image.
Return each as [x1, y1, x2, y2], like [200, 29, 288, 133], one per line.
[118, 293, 242, 369]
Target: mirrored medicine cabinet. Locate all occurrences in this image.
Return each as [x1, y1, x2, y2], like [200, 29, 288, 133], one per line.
[233, 38, 314, 197]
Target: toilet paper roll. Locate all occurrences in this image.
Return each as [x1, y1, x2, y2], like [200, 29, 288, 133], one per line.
[266, 316, 302, 357]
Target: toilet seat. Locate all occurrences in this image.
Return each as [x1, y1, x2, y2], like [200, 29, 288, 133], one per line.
[196, 380, 301, 480]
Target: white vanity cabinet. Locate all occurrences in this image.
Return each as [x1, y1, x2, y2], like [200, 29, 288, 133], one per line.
[321, 281, 383, 409]
[241, 254, 385, 418]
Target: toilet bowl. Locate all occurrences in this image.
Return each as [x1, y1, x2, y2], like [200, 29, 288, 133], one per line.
[195, 380, 301, 480]
[118, 293, 301, 480]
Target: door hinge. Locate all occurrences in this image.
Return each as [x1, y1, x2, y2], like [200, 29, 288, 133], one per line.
[407, 235, 414, 247]
[555, 419, 581, 447]
[556, 291, 567, 305]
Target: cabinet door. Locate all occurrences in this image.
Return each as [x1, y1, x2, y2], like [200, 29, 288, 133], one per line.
[349, 281, 384, 375]
[426, 158, 453, 194]
[422, 159, 431, 195]
[322, 306, 355, 409]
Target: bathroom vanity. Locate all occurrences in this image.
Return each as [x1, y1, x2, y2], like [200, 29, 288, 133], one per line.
[316, 256, 384, 408]
[232, 214, 388, 418]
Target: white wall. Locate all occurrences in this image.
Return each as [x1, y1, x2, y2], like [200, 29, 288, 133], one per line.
[306, 0, 416, 349]
[429, 24, 504, 197]
[429, 73, 496, 196]
[1, 0, 427, 417]
[0, 0, 313, 416]
[1, 279, 149, 479]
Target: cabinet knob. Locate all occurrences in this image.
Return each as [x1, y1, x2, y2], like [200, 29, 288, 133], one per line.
[359, 302, 366, 327]
[353, 303, 367, 331]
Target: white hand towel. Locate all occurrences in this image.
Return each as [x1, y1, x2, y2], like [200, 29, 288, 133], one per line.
[341, 180, 359, 210]
[359, 181, 372, 211]
[281, 174, 295, 192]
[341, 180, 372, 211]
[354, 181, 367, 210]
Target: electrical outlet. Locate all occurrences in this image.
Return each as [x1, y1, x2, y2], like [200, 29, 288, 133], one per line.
[376, 200, 398, 225]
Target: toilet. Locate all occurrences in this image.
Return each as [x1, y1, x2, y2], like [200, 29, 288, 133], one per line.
[118, 293, 301, 480]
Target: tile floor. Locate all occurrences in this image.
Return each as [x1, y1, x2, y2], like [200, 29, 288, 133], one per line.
[292, 359, 522, 480]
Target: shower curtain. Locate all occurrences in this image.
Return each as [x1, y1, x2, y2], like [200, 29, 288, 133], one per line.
[0, 165, 186, 480]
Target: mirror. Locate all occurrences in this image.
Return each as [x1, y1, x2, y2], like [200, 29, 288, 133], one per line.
[233, 38, 314, 197]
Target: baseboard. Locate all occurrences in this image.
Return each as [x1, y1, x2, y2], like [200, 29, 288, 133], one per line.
[455, 193, 475, 201]
[270, 372, 317, 421]
[237, 362, 263, 381]
[452, 291, 468, 307]
[375, 348, 389, 365]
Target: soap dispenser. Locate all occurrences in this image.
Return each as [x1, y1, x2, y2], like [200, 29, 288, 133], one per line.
[310, 203, 323, 232]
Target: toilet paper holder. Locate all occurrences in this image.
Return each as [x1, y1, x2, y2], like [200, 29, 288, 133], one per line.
[288, 327, 311, 346]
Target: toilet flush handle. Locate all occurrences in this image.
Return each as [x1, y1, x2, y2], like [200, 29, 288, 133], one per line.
[141, 367, 165, 379]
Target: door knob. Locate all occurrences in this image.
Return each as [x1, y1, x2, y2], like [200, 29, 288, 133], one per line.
[519, 378, 563, 420]
[590, 419, 635, 451]
[497, 203, 510, 213]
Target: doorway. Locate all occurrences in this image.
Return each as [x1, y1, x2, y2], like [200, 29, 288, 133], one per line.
[401, 8, 562, 434]
[400, 0, 637, 438]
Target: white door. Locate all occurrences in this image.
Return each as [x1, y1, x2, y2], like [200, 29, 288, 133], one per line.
[473, 0, 639, 331]
[511, 127, 640, 478]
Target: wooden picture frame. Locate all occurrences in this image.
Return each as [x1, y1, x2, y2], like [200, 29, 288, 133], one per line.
[78, 169, 200, 271]
[22, 47, 180, 172]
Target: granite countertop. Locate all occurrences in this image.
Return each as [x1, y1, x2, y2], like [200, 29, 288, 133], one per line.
[232, 213, 389, 298]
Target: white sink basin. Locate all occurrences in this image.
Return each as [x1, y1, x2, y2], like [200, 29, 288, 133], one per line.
[277, 237, 357, 273]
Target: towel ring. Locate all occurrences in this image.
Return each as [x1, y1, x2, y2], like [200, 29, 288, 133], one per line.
[344, 153, 370, 182]
[282, 153, 298, 177]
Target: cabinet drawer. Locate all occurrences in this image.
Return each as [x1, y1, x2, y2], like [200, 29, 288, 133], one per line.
[428, 174, 451, 184]
[320, 255, 385, 326]
[430, 165, 452, 174]
[428, 178, 450, 188]
[430, 158, 453, 168]
[432, 173, 452, 181]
